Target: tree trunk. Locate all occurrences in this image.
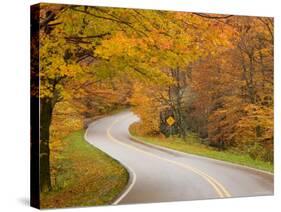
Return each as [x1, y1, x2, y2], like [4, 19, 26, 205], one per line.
[173, 69, 187, 139]
[40, 98, 54, 192]
[248, 55, 256, 104]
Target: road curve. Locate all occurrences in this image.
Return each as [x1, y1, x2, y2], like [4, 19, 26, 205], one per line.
[85, 111, 273, 205]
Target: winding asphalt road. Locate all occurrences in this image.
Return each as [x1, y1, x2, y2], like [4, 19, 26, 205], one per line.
[85, 111, 273, 205]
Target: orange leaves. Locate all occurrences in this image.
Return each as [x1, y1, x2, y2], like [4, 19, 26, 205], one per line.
[189, 16, 273, 158]
[38, 5, 273, 162]
[149, 30, 173, 50]
[130, 82, 163, 135]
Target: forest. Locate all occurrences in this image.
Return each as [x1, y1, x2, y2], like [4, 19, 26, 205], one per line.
[31, 3, 273, 204]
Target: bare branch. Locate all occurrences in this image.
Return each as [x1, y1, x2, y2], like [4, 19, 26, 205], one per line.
[193, 13, 233, 19]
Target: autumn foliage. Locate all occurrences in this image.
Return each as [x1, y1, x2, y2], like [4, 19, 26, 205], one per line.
[35, 3, 274, 193]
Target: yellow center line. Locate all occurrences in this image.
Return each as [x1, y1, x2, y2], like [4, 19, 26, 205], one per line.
[106, 115, 231, 198]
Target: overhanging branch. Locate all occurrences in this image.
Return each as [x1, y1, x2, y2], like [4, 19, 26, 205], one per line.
[193, 13, 233, 19]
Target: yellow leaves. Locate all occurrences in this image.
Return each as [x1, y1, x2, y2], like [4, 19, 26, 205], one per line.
[63, 63, 83, 77]
[149, 56, 158, 64]
[130, 82, 163, 135]
[93, 10, 233, 75]
[95, 32, 141, 60]
[39, 32, 84, 98]
[39, 63, 83, 99]
[39, 84, 55, 99]
[234, 104, 273, 158]
[207, 97, 273, 155]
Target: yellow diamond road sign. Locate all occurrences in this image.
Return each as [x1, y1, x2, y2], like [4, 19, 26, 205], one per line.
[166, 116, 175, 126]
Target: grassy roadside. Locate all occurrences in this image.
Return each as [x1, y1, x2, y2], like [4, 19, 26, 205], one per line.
[130, 124, 273, 173]
[41, 130, 129, 208]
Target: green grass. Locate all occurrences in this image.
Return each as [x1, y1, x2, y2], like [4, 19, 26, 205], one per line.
[41, 130, 129, 208]
[130, 127, 273, 173]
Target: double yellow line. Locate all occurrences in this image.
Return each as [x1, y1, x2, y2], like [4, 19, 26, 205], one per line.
[106, 116, 231, 198]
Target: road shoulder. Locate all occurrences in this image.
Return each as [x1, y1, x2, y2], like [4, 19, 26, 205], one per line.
[128, 133, 273, 176]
